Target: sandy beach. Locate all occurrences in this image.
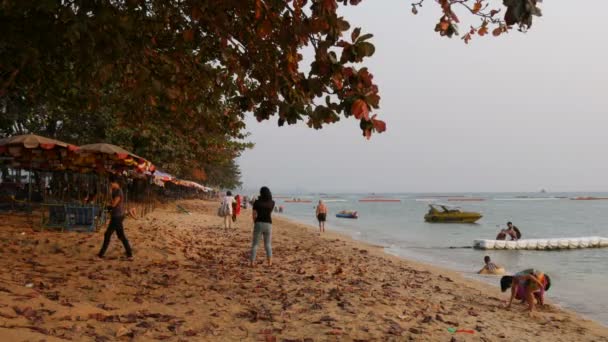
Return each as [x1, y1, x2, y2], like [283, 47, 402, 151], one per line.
[0, 199, 606, 341]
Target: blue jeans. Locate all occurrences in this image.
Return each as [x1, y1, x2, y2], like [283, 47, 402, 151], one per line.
[250, 222, 272, 261]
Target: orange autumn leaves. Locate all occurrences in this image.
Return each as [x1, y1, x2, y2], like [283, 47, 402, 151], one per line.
[351, 99, 369, 120]
[417, 0, 542, 44]
[352, 99, 386, 140]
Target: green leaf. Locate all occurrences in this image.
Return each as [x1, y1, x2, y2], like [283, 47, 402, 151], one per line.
[351, 27, 361, 42]
[356, 42, 375, 58]
[356, 33, 373, 42]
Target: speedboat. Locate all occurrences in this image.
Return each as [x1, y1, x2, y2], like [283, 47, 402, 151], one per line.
[424, 204, 482, 223]
[336, 210, 358, 219]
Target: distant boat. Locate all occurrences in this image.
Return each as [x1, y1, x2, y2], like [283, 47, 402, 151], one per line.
[424, 204, 482, 223]
[540, 189, 547, 193]
[284, 199, 312, 203]
[336, 210, 358, 219]
[570, 197, 608, 201]
[447, 198, 485, 202]
[359, 197, 401, 202]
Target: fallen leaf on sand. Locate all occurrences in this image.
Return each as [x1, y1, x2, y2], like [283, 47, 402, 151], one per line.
[116, 326, 132, 337]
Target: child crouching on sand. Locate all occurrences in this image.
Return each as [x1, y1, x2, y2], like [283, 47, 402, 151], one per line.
[501, 269, 551, 313]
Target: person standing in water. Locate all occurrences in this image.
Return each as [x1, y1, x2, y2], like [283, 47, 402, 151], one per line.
[250, 186, 275, 267]
[316, 200, 327, 233]
[505, 222, 521, 240]
[98, 176, 133, 260]
[496, 222, 520, 240]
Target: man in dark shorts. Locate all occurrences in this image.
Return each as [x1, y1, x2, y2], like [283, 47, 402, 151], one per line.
[315, 200, 327, 233]
[98, 176, 133, 260]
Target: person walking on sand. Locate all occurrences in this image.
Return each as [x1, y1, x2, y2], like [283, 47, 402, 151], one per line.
[316, 200, 327, 233]
[220, 191, 236, 229]
[232, 194, 242, 223]
[98, 176, 133, 260]
[250, 186, 275, 267]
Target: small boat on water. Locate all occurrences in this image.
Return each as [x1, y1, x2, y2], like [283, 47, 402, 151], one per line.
[570, 197, 608, 201]
[447, 198, 485, 202]
[359, 198, 401, 202]
[424, 204, 482, 223]
[284, 199, 312, 203]
[336, 210, 358, 219]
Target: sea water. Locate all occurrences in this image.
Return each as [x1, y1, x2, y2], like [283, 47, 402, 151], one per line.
[275, 193, 608, 326]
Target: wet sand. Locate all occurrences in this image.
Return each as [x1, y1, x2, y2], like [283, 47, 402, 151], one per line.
[0, 199, 606, 341]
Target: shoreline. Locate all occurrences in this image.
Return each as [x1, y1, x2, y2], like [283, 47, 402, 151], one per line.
[278, 209, 608, 327]
[0, 199, 606, 341]
[276, 212, 607, 324]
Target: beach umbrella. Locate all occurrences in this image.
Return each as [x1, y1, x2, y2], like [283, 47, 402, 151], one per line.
[78, 143, 140, 159]
[0, 133, 78, 150]
[145, 170, 174, 187]
[171, 179, 208, 191]
[149, 170, 173, 182]
[77, 143, 155, 174]
[0, 134, 79, 171]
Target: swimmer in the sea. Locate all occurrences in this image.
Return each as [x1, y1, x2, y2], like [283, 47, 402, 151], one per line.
[478, 255, 505, 275]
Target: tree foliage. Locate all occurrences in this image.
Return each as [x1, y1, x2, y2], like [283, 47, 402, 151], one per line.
[0, 0, 543, 184]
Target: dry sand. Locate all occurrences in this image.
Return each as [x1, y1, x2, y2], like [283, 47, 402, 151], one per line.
[0, 199, 606, 341]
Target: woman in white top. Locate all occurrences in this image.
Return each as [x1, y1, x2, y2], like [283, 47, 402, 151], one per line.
[220, 191, 236, 229]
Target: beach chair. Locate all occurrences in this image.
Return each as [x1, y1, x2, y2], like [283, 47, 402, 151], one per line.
[0, 195, 13, 212]
[65, 204, 97, 232]
[40, 203, 68, 231]
[10, 196, 33, 214]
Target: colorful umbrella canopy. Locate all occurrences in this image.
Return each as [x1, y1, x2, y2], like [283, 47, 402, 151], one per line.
[0, 134, 79, 171]
[76, 143, 155, 174]
[78, 143, 141, 159]
[151, 170, 174, 182]
[170, 179, 209, 192]
[0, 134, 78, 150]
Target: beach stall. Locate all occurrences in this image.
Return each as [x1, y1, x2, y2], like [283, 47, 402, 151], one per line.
[1, 136, 160, 231]
[0, 134, 104, 231]
[0, 134, 80, 217]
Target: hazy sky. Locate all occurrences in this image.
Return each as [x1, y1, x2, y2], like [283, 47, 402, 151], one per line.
[238, 1, 608, 193]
